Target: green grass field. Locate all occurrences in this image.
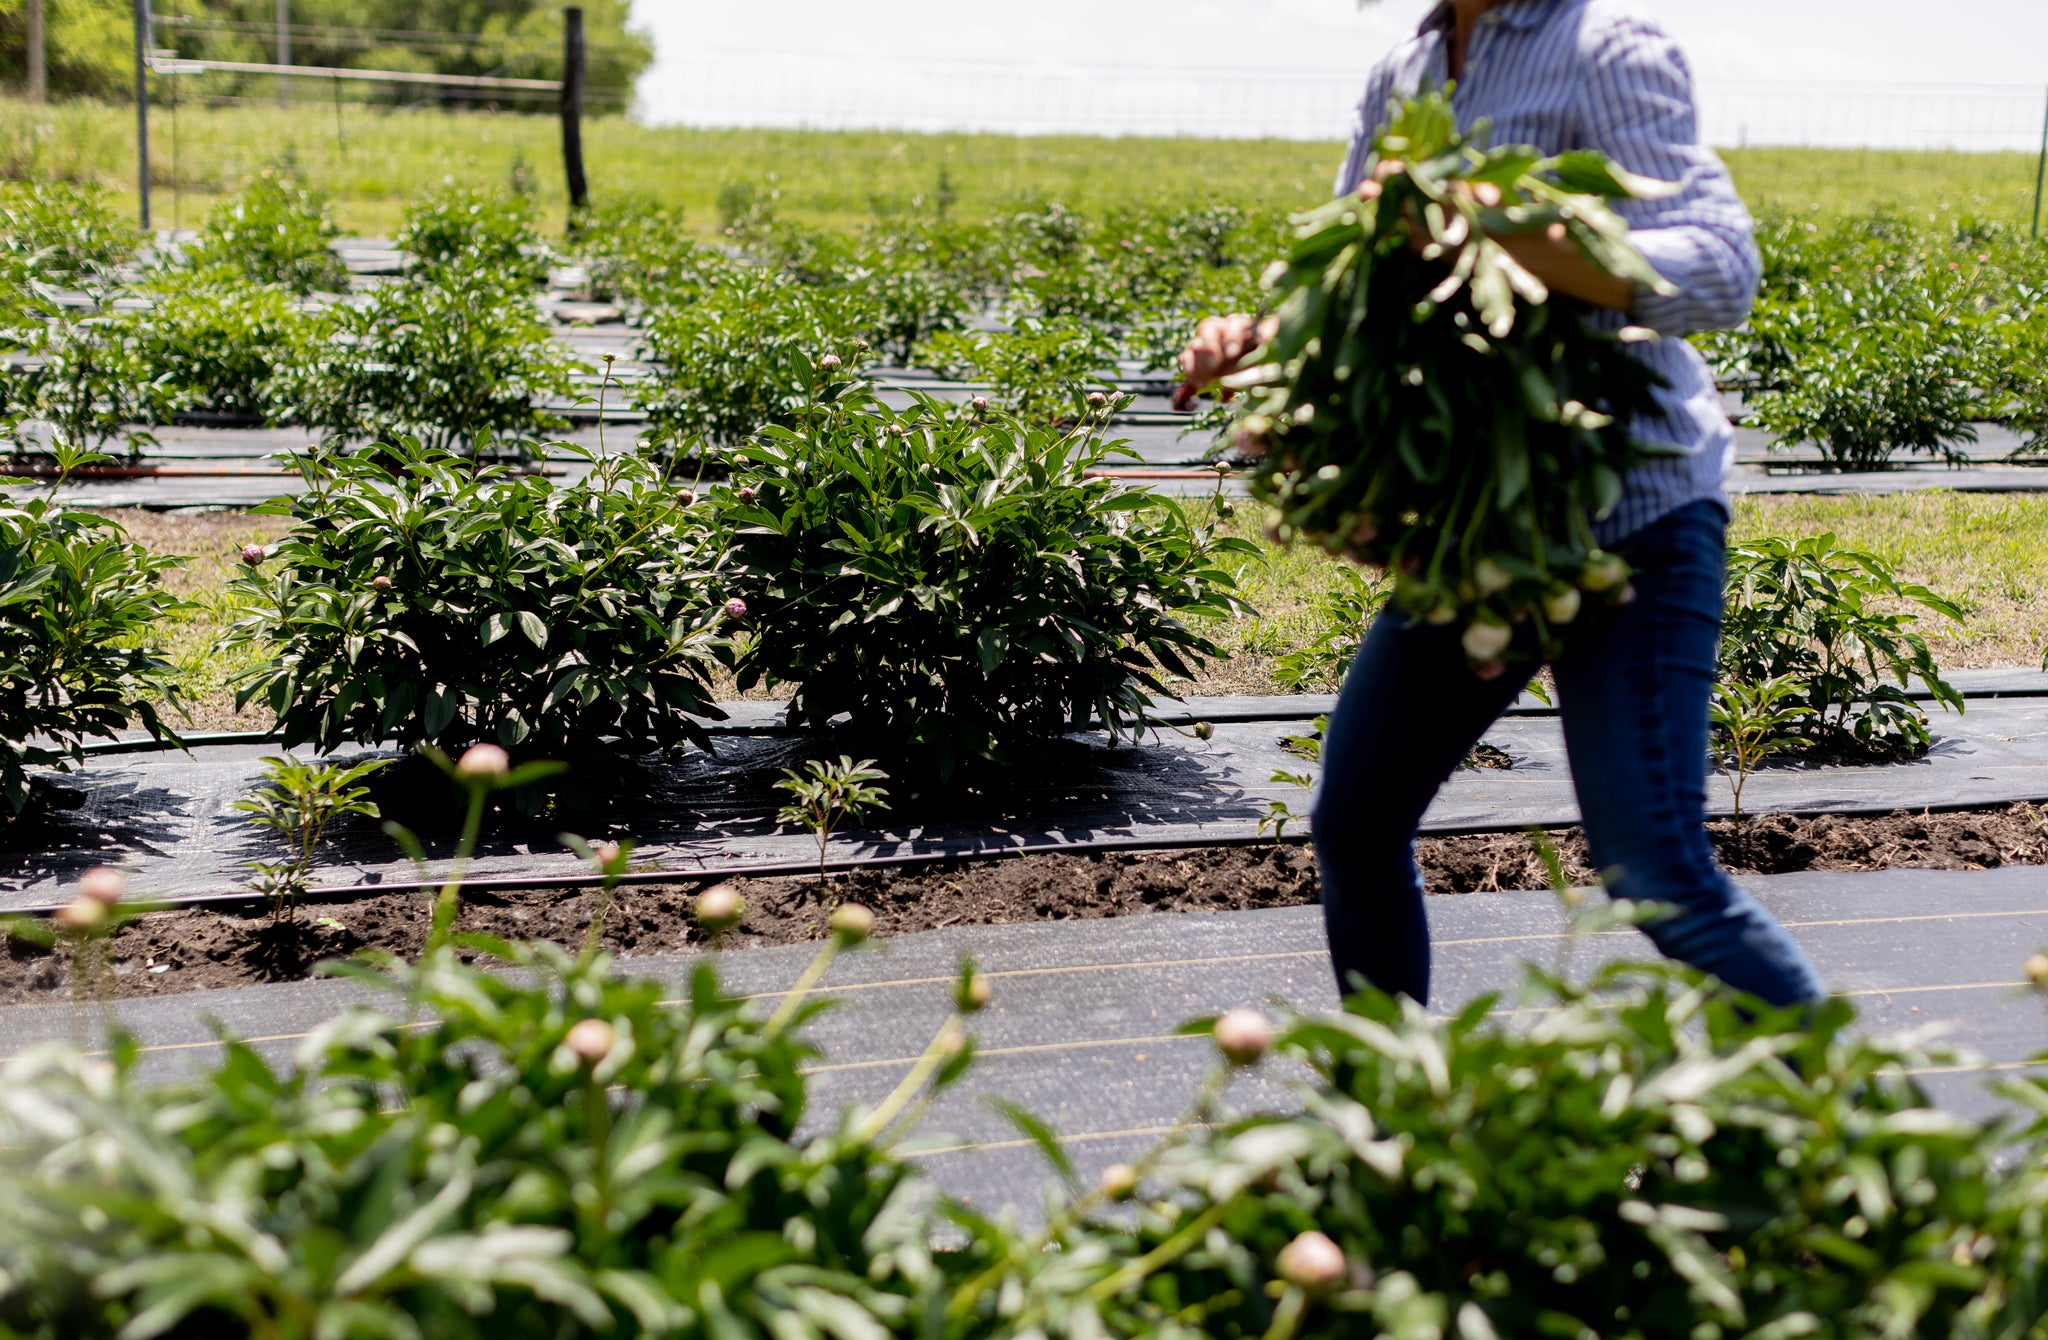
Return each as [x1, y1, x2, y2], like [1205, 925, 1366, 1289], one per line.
[5, 97, 2041, 237]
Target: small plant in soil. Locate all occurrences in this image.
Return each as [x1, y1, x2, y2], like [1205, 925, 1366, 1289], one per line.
[232, 754, 391, 921]
[1709, 676, 1812, 827]
[775, 755, 891, 884]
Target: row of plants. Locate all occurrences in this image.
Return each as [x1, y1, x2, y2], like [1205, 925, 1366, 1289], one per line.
[8, 759, 2048, 1338]
[8, 174, 2048, 467]
[0, 177, 575, 459]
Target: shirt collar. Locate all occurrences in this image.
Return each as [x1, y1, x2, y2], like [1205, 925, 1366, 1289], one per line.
[1416, 0, 1558, 37]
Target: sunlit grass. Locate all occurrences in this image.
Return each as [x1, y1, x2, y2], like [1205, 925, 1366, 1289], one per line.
[6, 97, 2040, 238]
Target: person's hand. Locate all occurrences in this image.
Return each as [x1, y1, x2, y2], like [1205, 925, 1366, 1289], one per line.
[1174, 313, 1275, 411]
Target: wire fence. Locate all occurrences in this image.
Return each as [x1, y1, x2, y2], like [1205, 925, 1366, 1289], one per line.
[639, 51, 2048, 226]
[654, 50, 2048, 153]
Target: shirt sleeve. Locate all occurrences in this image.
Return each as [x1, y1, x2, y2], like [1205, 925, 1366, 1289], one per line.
[1573, 10, 1760, 336]
[1335, 63, 1398, 198]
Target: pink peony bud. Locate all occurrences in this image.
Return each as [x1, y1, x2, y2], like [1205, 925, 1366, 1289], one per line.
[592, 840, 621, 868]
[371, 574, 393, 592]
[724, 597, 747, 620]
[969, 395, 989, 413]
[565, 1017, 614, 1064]
[1214, 1008, 1274, 1066]
[1087, 390, 1108, 408]
[1276, 1231, 1346, 1292]
[455, 743, 511, 785]
[77, 866, 127, 906]
[240, 544, 267, 567]
[737, 486, 757, 503]
[819, 353, 842, 371]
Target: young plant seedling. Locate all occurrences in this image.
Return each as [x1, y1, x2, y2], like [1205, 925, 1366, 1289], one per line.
[774, 755, 891, 885]
[1710, 676, 1813, 827]
[233, 754, 391, 922]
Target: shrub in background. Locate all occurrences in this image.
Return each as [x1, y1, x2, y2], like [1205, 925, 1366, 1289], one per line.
[115, 270, 310, 422]
[0, 180, 133, 278]
[718, 393, 1254, 779]
[396, 179, 550, 284]
[0, 492, 186, 816]
[634, 264, 874, 450]
[1721, 532, 1965, 756]
[917, 317, 1121, 424]
[227, 441, 728, 757]
[280, 263, 577, 454]
[184, 169, 351, 295]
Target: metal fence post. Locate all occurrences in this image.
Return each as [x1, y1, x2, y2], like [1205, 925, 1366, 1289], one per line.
[133, 0, 151, 231]
[560, 6, 589, 224]
[2034, 86, 2047, 240]
[25, 0, 45, 103]
[277, 0, 291, 107]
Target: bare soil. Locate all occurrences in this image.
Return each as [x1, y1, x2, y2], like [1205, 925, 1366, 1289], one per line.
[8, 803, 2046, 1004]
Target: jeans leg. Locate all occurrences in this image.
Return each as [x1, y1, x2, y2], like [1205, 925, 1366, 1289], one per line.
[1552, 502, 1825, 1007]
[1312, 609, 1531, 1003]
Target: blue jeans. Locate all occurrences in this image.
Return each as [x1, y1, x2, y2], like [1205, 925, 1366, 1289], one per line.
[1309, 500, 1825, 1008]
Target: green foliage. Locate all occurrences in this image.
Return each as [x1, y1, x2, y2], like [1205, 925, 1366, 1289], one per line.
[0, 493, 186, 816]
[226, 440, 729, 758]
[1708, 213, 2009, 469]
[121, 0, 652, 105]
[0, 180, 132, 277]
[232, 754, 392, 919]
[774, 755, 891, 878]
[113, 269, 311, 421]
[917, 317, 1121, 423]
[1709, 676, 1812, 824]
[0, 939, 934, 1340]
[280, 263, 576, 453]
[1029, 962, 2029, 1340]
[396, 180, 550, 284]
[633, 264, 874, 450]
[1720, 532, 1966, 756]
[1272, 565, 1389, 691]
[718, 392, 1255, 780]
[186, 170, 351, 295]
[4, 297, 172, 458]
[1238, 91, 1673, 662]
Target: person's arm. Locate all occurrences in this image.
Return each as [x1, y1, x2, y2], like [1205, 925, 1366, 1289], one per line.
[1571, 10, 1761, 335]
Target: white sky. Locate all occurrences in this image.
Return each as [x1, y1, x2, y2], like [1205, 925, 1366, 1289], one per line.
[628, 1, 2048, 147]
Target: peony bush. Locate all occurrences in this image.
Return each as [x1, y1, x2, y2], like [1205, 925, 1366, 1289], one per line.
[714, 390, 1255, 780]
[226, 439, 729, 760]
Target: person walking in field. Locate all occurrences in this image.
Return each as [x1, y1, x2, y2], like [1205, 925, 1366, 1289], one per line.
[1178, 0, 1826, 1008]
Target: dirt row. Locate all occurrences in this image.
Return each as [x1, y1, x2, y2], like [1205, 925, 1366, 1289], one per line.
[6, 804, 2043, 1005]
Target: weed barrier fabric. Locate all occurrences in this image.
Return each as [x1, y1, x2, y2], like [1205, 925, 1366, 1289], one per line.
[10, 696, 2048, 913]
[3, 867, 2042, 1220]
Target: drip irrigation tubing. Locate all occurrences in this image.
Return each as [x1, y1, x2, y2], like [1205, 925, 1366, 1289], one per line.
[66, 673, 2048, 759]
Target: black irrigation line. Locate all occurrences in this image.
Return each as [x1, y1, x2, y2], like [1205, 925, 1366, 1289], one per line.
[66, 678, 2047, 759]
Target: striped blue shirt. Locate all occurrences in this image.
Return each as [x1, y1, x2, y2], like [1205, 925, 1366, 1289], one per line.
[1337, 0, 1757, 543]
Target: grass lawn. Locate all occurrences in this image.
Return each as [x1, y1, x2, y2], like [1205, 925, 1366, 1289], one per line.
[103, 489, 2048, 737]
[6, 97, 2040, 237]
